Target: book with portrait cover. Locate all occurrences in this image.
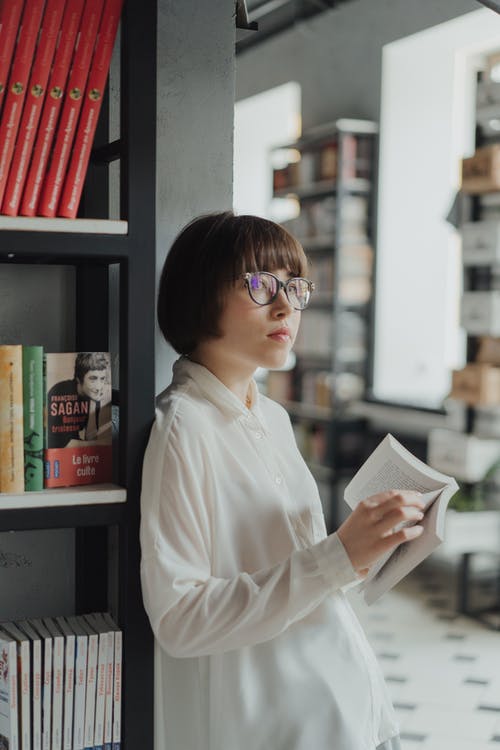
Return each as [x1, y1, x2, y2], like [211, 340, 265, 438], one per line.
[0, 628, 19, 750]
[44, 352, 112, 488]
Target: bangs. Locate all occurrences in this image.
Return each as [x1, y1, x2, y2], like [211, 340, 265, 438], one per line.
[231, 215, 308, 279]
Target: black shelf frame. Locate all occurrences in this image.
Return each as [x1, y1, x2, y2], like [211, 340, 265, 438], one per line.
[0, 2, 156, 749]
[271, 120, 377, 530]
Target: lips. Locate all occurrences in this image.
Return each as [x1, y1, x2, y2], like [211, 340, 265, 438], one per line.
[268, 327, 291, 342]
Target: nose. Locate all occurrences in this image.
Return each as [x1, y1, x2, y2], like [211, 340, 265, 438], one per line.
[271, 287, 294, 317]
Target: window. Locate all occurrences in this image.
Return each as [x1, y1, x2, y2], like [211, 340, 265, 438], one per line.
[373, 9, 500, 409]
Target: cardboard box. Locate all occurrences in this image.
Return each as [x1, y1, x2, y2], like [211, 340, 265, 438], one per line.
[461, 291, 500, 336]
[461, 220, 500, 265]
[428, 427, 500, 483]
[450, 363, 500, 406]
[477, 336, 500, 365]
[461, 144, 500, 194]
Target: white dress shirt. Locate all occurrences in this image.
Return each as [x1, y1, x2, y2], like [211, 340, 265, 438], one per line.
[140, 356, 399, 750]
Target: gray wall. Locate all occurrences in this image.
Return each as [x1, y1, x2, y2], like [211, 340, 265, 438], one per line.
[236, 0, 478, 127]
[155, 0, 236, 392]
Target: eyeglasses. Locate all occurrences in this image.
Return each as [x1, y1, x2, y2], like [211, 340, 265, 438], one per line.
[242, 271, 315, 311]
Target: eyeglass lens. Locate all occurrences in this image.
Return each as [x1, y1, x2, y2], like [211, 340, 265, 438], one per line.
[248, 272, 311, 310]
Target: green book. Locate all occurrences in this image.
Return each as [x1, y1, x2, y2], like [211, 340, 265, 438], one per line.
[23, 345, 44, 491]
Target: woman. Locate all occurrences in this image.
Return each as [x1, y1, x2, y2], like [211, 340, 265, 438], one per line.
[140, 211, 424, 750]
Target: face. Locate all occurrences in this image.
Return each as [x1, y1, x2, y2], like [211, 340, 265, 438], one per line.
[211, 268, 301, 375]
[78, 369, 107, 401]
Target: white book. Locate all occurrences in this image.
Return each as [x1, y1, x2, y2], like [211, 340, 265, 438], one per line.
[54, 619, 75, 750]
[28, 620, 52, 750]
[42, 619, 64, 750]
[65, 618, 88, 750]
[344, 433, 459, 605]
[83, 616, 107, 750]
[18, 621, 42, 750]
[101, 616, 121, 750]
[0, 628, 19, 750]
[75, 619, 98, 750]
[89, 617, 113, 750]
[0, 623, 30, 750]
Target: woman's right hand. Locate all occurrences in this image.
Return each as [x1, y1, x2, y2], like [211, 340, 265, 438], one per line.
[336, 490, 425, 577]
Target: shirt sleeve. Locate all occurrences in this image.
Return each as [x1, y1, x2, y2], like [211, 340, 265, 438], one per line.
[140, 412, 359, 659]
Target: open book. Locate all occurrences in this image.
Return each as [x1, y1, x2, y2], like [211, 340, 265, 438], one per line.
[344, 433, 459, 605]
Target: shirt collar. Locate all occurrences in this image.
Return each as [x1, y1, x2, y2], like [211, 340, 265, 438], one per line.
[172, 356, 263, 421]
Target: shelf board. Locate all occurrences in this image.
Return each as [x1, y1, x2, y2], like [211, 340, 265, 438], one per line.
[273, 177, 371, 201]
[0, 484, 126, 531]
[0, 482, 126, 510]
[0, 216, 128, 234]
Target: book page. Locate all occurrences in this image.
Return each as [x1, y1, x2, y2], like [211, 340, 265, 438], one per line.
[344, 434, 453, 510]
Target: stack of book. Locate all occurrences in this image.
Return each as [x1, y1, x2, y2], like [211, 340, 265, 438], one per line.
[0, 348, 112, 493]
[0, 0, 123, 220]
[0, 612, 121, 750]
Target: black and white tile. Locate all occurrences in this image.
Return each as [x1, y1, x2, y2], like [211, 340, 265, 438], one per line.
[348, 560, 500, 750]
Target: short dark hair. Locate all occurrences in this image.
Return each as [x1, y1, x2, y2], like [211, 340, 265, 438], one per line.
[157, 211, 308, 355]
[74, 352, 109, 382]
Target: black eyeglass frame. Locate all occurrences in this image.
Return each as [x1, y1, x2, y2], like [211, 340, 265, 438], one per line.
[241, 271, 315, 311]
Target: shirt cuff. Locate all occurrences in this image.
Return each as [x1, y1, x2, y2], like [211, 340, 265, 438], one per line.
[310, 532, 361, 590]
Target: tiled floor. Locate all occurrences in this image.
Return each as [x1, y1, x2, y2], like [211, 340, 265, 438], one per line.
[347, 558, 500, 750]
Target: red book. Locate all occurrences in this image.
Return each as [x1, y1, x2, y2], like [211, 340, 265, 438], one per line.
[38, 0, 105, 218]
[20, 0, 85, 217]
[2, 0, 65, 216]
[0, 0, 24, 117]
[59, 0, 124, 219]
[0, 0, 45, 208]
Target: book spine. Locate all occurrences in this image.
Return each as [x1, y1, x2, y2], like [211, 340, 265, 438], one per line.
[0, 638, 20, 750]
[103, 629, 114, 750]
[0, 0, 25, 116]
[61, 635, 75, 750]
[18, 638, 31, 750]
[22, 345, 44, 491]
[20, 0, 85, 217]
[111, 629, 121, 750]
[41, 636, 52, 750]
[0, 344, 24, 493]
[82, 633, 98, 750]
[72, 635, 87, 750]
[0, 0, 46, 208]
[2, 0, 65, 216]
[93, 632, 107, 750]
[38, 0, 105, 218]
[59, 0, 124, 218]
[29, 633, 42, 750]
[50, 635, 63, 750]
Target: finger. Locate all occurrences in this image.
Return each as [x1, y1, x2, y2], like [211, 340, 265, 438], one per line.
[377, 524, 424, 554]
[377, 506, 424, 532]
[369, 491, 425, 518]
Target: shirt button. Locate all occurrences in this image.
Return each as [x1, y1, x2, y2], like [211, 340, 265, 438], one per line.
[254, 431, 263, 439]
[275, 475, 282, 485]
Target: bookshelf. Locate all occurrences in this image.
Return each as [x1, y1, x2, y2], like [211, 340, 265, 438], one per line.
[268, 118, 378, 530]
[0, 2, 155, 748]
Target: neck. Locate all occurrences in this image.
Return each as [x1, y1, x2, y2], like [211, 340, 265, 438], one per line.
[189, 347, 254, 407]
